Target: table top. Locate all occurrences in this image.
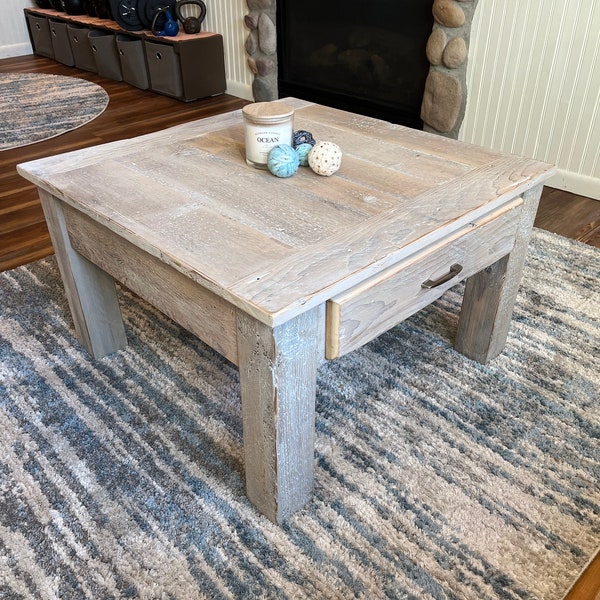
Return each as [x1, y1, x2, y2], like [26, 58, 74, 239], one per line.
[18, 98, 556, 326]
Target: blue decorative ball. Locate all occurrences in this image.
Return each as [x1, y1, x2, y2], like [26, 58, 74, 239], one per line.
[292, 130, 316, 148]
[295, 143, 313, 167]
[267, 144, 299, 178]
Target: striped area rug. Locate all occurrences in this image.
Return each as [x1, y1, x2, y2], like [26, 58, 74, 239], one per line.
[0, 229, 598, 599]
[0, 73, 108, 151]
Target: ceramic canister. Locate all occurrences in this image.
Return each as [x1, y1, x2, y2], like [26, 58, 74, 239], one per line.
[242, 102, 294, 169]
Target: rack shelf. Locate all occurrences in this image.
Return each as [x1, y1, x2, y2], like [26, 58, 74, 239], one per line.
[25, 8, 226, 101]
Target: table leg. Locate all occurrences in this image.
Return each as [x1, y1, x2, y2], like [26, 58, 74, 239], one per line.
[236, 305, 324, 523]
[39, 189, 127, 358]
[455, 185, 543, 363]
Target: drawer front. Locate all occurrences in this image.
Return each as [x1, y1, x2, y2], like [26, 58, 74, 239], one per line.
[49, 20, 75, 66]
[88, 30, 123, 81]
[326, 198, 524, 359]
[116, 35, 149, 90]
[27, 14, 54, 58]
[67, 24, 96, 72]
[144, 41, 183, 98]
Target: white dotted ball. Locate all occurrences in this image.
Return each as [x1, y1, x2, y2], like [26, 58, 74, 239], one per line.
[308, 141, 342, 176]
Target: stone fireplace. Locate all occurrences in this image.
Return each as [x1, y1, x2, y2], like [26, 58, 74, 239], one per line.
[244, 0, 479, 139]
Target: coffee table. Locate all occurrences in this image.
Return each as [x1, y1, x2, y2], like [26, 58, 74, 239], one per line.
[18, 99, 556, 523]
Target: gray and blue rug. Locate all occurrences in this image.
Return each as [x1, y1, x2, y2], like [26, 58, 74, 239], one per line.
[0, 73, 108, 151]
[0, 229, 598, 599]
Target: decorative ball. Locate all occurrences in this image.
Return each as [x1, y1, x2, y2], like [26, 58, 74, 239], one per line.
[308, 141, 343, 176]
[292, 130, 316, 148]
[295, 143, 313, 167]
[267, 144, 299, 178]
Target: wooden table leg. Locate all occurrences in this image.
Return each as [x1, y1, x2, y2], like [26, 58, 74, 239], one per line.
[455, 185, 543, 363]
[39, 189, 127, 358]
[236, 305, 324, 523]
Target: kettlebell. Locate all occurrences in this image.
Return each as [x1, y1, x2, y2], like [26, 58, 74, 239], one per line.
[152, 7, 179, 36]
[175, 0, 206, 34]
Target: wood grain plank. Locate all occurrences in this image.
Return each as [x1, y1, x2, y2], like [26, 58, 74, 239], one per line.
[38, 189, 127, 358]
[236, 304, 324, 523]
[292, 102, 501, 166]
[64, 205, 239, 364]
[534, 187, 600, 246]
[291, 117, 472, 184]
[186, 130, 410, 215]
[564, 547, 600, 600]
[455, 184, 544, 362]
[326, 198, 523, 358]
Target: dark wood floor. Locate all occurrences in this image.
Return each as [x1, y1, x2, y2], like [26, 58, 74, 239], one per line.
[1, 54, 599, 599]
[534, 186, 600, 248]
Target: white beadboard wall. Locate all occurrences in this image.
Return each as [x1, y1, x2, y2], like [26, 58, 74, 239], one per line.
[203, 0, 252, 100]
[2, 0, 35, 58]
[461, 0, 600, 200]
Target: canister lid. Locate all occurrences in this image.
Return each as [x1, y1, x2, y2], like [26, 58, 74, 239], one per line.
[242, 102, 295, 123]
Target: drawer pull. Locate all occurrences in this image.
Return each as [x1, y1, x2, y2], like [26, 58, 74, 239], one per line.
[421, 263, 463, 289]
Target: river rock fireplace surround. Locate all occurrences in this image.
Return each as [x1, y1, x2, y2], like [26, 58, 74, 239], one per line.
[244, 0, 479, 139]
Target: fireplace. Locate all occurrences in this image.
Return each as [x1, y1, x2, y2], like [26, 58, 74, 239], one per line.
[244, 0, 479, 138]
[276, 1, 433, 129]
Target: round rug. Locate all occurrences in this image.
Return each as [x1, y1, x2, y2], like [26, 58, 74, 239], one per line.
[0, 73, 109, 151]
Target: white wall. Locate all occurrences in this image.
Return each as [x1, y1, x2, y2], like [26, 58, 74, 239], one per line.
[203, 0, 252, 100]
[2, 0, 35, 59]
[462, 0, 600, 200]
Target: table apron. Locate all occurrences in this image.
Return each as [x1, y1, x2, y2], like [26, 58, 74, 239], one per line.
[63, 204, 240, 365]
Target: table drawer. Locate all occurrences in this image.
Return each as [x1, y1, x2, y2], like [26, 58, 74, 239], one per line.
[326, 198, 523, 359]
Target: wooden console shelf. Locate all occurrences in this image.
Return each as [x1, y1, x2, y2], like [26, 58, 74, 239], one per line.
[24, 7, 226, 101]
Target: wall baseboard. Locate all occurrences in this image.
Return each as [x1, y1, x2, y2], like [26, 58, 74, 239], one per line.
[225, 80, 253, 102]
[0, 42, 32, 59]
[547, 170, 600, 202]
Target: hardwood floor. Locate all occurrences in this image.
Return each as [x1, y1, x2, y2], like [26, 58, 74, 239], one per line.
[1, 54, 599, 599]
[565, 549, 600, 600]
[534, 186, 600, 248]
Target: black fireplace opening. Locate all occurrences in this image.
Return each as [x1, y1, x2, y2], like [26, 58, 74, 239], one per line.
[276, 1, 434, 129]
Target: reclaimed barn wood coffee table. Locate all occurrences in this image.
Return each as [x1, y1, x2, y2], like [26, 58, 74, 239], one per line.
[18, 99, 555, 523]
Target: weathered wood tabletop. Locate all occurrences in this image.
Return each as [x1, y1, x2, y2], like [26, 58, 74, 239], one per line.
[17, 98, 554, 326]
